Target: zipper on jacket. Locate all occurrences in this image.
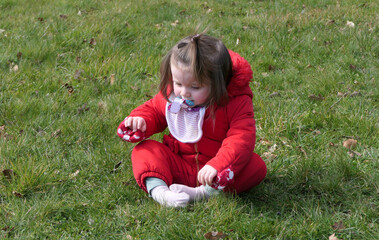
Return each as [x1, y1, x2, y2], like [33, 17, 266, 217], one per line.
[194, 143, 200, 187]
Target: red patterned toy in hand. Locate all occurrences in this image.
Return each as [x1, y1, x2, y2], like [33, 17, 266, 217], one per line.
[117, 119, 146, 143]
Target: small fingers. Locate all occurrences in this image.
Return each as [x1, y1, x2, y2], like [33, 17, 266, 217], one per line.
[132, 119, 139, 132]
[124, 117, 146, 132]
[124, 117, 132, 128]
[136, 118, 147, 132]
[205, 172, 214, 186]
[197, 171, 204, 186]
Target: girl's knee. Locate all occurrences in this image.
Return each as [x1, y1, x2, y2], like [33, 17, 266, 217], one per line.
[132, 140, 166, 159]
[224, 153, 267, 194]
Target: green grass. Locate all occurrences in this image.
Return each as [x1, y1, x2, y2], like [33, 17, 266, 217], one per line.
[1, 0, 378, 239]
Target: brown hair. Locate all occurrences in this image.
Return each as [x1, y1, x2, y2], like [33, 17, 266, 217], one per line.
[159, 34, 233, 109]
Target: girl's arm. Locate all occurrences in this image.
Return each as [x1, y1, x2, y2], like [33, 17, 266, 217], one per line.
[206, 95, 256, 173]
[120, 92, 168, 139]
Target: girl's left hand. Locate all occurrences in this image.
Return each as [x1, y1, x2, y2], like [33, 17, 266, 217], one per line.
[198, 165, 218, 186]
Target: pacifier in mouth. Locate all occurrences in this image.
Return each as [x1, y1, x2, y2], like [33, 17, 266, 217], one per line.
[169, 97, 195, 113]
[183, 99, 195, 107]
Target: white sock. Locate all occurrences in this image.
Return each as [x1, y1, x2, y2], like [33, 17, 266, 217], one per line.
[150, 185, 190, 208]
[169, 184, 220, 202]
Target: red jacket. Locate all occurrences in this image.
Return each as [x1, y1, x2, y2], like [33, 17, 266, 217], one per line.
[128, 50, 256, 175]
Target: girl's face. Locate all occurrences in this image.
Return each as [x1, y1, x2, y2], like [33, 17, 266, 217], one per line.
[171, 63, 210, 106]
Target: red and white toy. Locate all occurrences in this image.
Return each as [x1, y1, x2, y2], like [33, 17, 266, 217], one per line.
[117, 119, 146, 143]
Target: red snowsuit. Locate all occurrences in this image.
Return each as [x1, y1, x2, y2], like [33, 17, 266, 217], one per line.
[123, 50, 266, 194]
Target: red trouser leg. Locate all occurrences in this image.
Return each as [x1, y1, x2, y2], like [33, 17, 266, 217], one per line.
[131, 140, 197, 193]
[226, 152, 267, 194]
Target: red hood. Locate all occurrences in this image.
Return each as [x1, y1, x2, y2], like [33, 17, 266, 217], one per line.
[227, 50, 253, 98]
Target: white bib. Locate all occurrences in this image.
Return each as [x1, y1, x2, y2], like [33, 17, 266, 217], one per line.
[166, 95, 206, 143]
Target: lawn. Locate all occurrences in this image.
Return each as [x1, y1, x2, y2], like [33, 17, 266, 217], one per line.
[0, 0, 378, 239]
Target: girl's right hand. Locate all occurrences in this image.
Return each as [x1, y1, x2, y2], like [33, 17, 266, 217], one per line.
[117, 117, 146, 143]
[124, 117, 147, 132]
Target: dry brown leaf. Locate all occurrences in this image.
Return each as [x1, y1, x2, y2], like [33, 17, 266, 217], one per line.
[337, 92, 345, 97]
[346, 21, 355, 28]
[52, 129, 62, 138]
[2, 169, 16, 180]
[280, 138, 290, 147]
[263, 152, 277, 161]
[259, 139, 272, 146]
[171, 20, 179, 26]
[329, 233, 340, 240]
[10, 64, 19, 72]
[348, 150, 362, 158]
[125, 235, 133, 240]
[17, 52, 22, 60]
[332, 221, 345, 230]
[350, 91, 362, 97]
[98, 101, 107, 111]
[12, 191, 24, 198]
[313, 130, 321, 135]
[204, 231, 227, 240]
[297, 146, 307, 156]
[269, 92, 280, 98]
[268, 144, 278, 152]
[261, 72, 269, 77]
[308, 94, 324, 101]
[343, 139, 357, 150]
[110, 74, 115, 85]
[74, 69, 83, 79]
[78, 103, 90, 113]
[37, 129, 46, 136]
[1, 226, 15, 236]
[63, 83, 74, 94]
[351, 150, 362, 156]
[76, 137, 83, 144]
[0, 125, 5, 138]
[122, 180, 132, 186]
[268, 65, 276, 71]
[70, 170, 80, 178]
[179, 9, 186, 15]
[111, 161, 123, 173]
[349, 64, 357, 70]
[89, 38, 96, 46]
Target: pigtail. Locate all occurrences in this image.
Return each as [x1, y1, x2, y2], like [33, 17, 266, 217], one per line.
[159, 50, 173, 102]
[188, 34, 201, 82]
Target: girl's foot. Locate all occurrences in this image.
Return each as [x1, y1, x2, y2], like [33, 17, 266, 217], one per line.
[150, 185, 190, 207]
[169, 184, 218, 202]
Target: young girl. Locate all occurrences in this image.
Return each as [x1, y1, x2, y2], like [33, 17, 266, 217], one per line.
[117, 34, 267, 207]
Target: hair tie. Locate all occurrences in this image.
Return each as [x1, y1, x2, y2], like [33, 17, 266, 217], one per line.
[191, 34, 200, 42]
[178, 42, 187, 49]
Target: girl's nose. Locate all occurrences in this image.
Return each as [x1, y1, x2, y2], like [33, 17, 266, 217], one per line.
[181, 88, 191, 98]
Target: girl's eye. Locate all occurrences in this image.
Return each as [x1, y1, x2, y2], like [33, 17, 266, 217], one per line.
[175, 82, 182, 86]
[192, 86, 200, 90]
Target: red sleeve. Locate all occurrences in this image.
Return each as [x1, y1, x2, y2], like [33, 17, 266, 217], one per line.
[127, 92, 168, 137]
[206, 95, 256, 172]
